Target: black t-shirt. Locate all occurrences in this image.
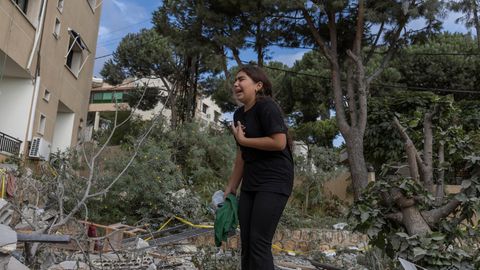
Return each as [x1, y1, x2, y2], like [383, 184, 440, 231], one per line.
[233, 97, 294, 196]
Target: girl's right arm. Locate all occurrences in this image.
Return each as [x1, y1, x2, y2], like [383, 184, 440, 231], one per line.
[224, 147, 243, 198]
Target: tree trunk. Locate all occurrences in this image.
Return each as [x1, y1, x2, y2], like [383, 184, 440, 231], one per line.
[170, 88, 178, 128]
[305, 185, 309, 215]
[345, 132, 368, 199]
[422, 112, 435, 193]
[435, 143, 445, 205]
[473, 0, 480, 48]
[401, 206, 432, 236]
[391, 188, 431, 236]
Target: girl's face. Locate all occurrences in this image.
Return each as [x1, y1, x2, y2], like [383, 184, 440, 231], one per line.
[233, 71, 262, 105]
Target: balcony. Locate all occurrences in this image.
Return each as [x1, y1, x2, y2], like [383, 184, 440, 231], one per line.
[0, 131, 22, 157]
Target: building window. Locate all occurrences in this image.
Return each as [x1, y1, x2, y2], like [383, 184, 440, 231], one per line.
[90, 91, 124, 104]
[57, 0, 64, 12]
[53, 18, 61, 38]
[13, 0, 29, 14]
[43, 89, 51, 102]
[202, 103, 209, 114]
[38, 114, 46, 135]
[65, 29, 90, 77]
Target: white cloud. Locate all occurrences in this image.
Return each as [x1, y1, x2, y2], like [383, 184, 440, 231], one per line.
[98, 26, 110, 37]
[111, 0, 128, 14]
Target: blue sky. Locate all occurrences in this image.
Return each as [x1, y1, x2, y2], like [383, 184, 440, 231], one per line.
[94, 1, 470, 76]
[93, 1, 471, 147]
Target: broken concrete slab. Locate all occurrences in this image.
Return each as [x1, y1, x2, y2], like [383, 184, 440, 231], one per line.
[0, 224, 17, 253]
[47, 261, 89, 270]
[0, 199, 13, 225]
[7, 256, 30, 270]
[135, 238, 149, 249]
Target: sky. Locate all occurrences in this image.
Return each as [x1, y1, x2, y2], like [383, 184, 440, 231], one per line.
[94, 1, 471, 76]
[93, 1, 472, 146]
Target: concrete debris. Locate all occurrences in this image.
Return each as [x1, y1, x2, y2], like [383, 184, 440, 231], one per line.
[332, 222, 348, 230]
[176, 245, 197, 254]
[6, 256, 30, 270]
[91, 255, 154, 269]
[146, 263, 157, 270]
[0, 199, 13, 225]
[15, 206, 57, 230]
[0, 164, 18, 172]
[47, 261, 89, 270]
[136, 238, 150, 249]
[0, 224, 17, 253]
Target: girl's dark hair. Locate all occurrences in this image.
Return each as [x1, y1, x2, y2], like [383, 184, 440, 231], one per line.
[238, 65, 272, 97]
[237, 65, 293, 152]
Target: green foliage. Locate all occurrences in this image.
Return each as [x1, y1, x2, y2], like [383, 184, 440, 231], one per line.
[87, 121, 236, 224]
[292, 118, 338, 148]
[350, 171, 480, 269]
[290, 146, 345, 216]
[393, 33, 480, 100]
[92, 112, 144, 146]
[365, 91, 479, 176]
[124, 86, 162, 111]
[276, 51, 332, 123]
[101, 29, 174, 84]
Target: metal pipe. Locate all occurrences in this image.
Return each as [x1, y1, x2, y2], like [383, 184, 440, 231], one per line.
[16, 233, 71, 243]
[27, 0, 48, 71]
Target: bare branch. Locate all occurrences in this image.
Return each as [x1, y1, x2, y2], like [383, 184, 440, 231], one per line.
[53, 77, 173, 229]
[393, 117, 420, 182]
[366, 17, 408, 85]
[301, 7, 334, 62]
[365, 21, 385, 64]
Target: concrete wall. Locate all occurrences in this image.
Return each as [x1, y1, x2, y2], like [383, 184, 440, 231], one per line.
[0, 0, 101, 157]
[30, 0, 101, 151]
[0, 78, 34, 149]
[0, 0, 36, 75]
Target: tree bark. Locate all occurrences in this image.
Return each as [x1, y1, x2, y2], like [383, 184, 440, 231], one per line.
[391, 188, 432, 236]
[302, 2, 369, 200]
[393, 117, 420, 182]
[435, 142, 445, 205]
[473, 0, 480, 48]
[345, 132, 369, 198]
[422, 198, 461, 227]
[422, 112, 435, 193]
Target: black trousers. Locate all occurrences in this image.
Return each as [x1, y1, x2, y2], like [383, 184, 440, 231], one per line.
[238, 190, 289, 270]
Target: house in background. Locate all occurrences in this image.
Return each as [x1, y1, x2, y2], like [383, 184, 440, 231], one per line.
[0, 0, 102, 161]
[87, 77, 223, 135]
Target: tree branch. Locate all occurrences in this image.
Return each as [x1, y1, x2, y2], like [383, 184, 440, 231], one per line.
[301, 7, 334, 62]
[422, 198, 461, 227]
[366, 17, 408, 85]
[393, 117, 420, 182]
[365, 21, 385, 64]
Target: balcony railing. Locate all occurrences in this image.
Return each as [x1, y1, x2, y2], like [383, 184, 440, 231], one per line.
[0, 131, 22, 156]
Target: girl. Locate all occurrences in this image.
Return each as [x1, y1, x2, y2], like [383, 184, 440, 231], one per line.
[225, 65, 294, 270]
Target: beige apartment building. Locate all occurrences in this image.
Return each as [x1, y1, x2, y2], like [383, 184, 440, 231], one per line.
[88, 78, 223, 133]
[0, 0, 101, 160]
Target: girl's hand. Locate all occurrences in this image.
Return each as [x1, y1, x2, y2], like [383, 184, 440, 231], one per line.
[223, 186, 236, 199]
[231, 121, 246, 145]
